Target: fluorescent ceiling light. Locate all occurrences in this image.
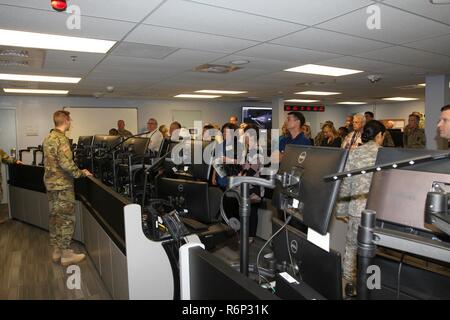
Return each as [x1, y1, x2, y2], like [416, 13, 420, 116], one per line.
[285, 64, 363, 76]
[284, 99, 320, 103]
[337, 102, 367, 105]
[0, 73, 81, 83]
[175, 94, 221, 99]
[295, 91, 341, 96]
[3, 88, 68, 95]
[418, 83, 426, 87]
[0, 29, 116, 54]
[195, 90, 247, 94]
[382, 97, 419, 101]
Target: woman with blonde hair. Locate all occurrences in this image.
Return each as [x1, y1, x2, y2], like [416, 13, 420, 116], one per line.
[320, 123, 342, 148]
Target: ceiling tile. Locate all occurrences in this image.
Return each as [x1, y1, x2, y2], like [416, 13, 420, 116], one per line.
[0, 5, 135, 41]
[126, 24, 258, 53]
[356, 46, 450, 71]
[404, 33, 450, 57]
[0, 0, 165, 22]
[318, 3, 450, 44]
[111, 42, 179, 60]
[383, 0, 450, 25]
[271, 27, 392, 55]
[187, 0, 372, 25]
[144, 0, 305, 41]
[236, 43, 341, 64]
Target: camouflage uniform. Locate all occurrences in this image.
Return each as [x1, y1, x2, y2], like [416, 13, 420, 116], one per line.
[383, 130, 395, 147]
[403, 127, 426, 149]
[0, 148, 16, 201]
[43, 129, 85, 250]
[118, 128, 132, 137]
[335, 141, 381, 283]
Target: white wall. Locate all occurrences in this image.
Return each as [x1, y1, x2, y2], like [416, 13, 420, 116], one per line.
[346, 101, 425, 123]
[0, 95, 268, 150]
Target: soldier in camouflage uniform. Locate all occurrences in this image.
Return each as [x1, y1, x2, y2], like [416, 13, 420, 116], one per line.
[0, 149, 22, 224]
[403, 114, 426, 148]
[336, 120, 386, 296]
[43, 110, 92, 266]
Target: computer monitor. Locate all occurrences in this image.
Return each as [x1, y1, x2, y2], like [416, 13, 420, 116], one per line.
[272, 218, 343, 300]
[386, 129, 403, 147]
[164, 140, 213, 182]
[77, 136, 93, 147]
[122, 137, 149, 156]
[157, 177, 215, 223]
[273, 145, 348, 235]
[242, 107, 272, 130]
[367, 148, 450, 232]
[93, 135, 122, 149]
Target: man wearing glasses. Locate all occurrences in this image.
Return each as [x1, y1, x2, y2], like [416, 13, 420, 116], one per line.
[342, 113, 365, 150]
[144, 118, 163, 153]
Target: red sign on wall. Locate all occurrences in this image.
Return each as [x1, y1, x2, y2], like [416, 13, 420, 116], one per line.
[284, 105, 325, 112]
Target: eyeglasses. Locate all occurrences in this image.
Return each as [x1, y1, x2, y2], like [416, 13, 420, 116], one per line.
[147, 122, 156, 125]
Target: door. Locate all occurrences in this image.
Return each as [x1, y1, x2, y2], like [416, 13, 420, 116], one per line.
[0, 108, 17, 204]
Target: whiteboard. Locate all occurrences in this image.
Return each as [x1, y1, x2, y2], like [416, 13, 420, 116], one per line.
[64, 107, 138, 140]
[172, 110, 202, 128]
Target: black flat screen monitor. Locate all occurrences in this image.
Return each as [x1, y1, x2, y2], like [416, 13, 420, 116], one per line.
[93, 135, 122, 149]
[77, 136, 93, 147]
[273, 145, 348, 235]
[122, 137, 149, 155]
[272, 218, 342, 300]
[157, 177, 213, 223]
[242, 107, 272, 130]
[165, 140, 213, 181]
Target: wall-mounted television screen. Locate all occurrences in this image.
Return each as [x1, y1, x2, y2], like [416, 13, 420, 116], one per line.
[242, 107, 272, 130]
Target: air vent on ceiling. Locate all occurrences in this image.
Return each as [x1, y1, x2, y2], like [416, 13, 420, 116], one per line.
[193, 64, 241, 74]
[111, 42, 179, 60]
[0, 60, 30, 67]
[0, 48, 29, 57]
[0, 46, 45, 68]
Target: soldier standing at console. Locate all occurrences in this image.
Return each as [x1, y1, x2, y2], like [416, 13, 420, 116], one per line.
[43, 110, 92, 266]
[0, 149, 22, 224]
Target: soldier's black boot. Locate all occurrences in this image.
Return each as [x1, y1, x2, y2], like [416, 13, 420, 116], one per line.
[345, 282, 356, 299]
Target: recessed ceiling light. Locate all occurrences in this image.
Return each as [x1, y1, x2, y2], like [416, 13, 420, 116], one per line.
[175, 94, 221, 99]
[284, 99, 320, 103]
[382, 97, 419, 101]
[195, 90, 247, 94]
[0, 73, 81, 83]
[285, 64, 363, 77]
[295, 91, 341, 96]
[337, 102, 367, 105]
[0, 29, 116, 54]
[230, 60, 250, 65]
[3, 88, 69, 95]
